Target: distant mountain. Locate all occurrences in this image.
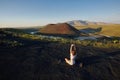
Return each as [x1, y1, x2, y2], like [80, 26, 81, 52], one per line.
[39, 23, 80, 36]
[67, 20, 109, 26]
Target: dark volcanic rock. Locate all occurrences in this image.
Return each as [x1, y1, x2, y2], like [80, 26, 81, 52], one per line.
[0, 29, 120, 80]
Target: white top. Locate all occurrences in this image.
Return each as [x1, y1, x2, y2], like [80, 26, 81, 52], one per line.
[70, 53, 77, 65]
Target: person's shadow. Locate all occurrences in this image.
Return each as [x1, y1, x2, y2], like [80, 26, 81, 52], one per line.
[76, 50, 120, 67]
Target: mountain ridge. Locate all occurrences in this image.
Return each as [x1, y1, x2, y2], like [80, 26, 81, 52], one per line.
[67, 20, 114, 26]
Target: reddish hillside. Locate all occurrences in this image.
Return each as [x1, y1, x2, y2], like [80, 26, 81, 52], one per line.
[39, 23, 80, 36]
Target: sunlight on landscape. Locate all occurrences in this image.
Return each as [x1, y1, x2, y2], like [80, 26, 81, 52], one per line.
[0, 0, 120, 80]
[75, 24, 120, 37]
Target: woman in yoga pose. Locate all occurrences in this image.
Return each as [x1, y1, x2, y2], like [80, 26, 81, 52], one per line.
[65, 44, 77, 65]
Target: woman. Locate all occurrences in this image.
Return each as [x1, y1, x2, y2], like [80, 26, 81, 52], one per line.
[65, 44, 77, 65]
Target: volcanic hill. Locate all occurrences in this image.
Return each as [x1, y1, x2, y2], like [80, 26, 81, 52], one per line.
[39, 23, 80, 36]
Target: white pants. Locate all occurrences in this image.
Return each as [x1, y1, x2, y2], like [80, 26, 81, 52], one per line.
[65, 54, 76, 65]
[65, 58, 75, 65]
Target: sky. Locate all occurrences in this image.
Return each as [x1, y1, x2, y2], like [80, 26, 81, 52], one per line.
[0, 0, 120, 27]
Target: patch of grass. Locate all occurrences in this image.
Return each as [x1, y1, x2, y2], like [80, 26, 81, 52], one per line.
[0, 39, 23, 47]
[12, 34, 120, 49]
[75, 24, 120, 37]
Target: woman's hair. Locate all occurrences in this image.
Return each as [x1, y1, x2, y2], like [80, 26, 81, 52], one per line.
[71, 46, 75, 51]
